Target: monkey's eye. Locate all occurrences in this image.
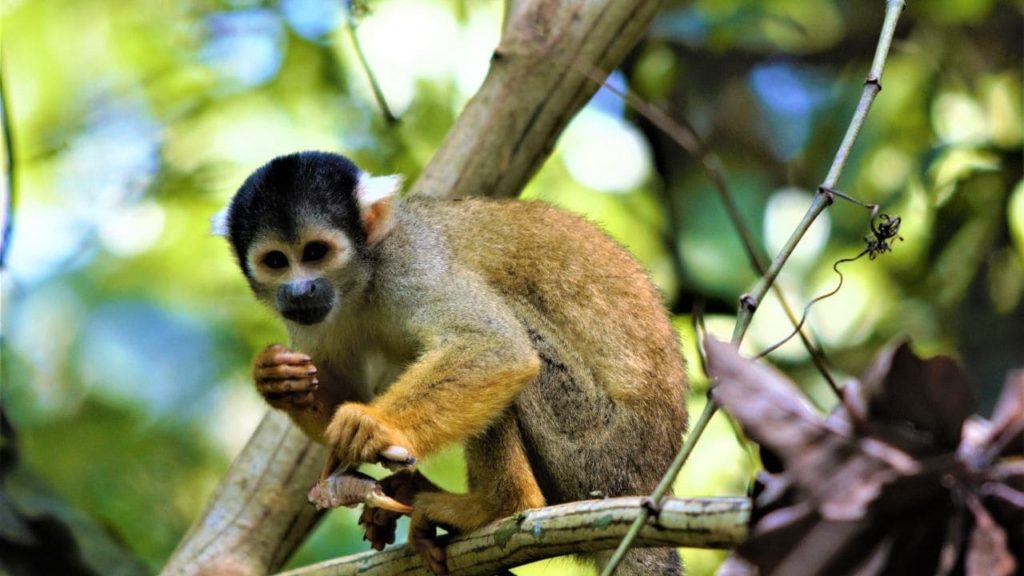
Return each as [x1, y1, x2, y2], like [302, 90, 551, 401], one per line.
[302, 241, 329, 262]
[262, 251, 289, 270]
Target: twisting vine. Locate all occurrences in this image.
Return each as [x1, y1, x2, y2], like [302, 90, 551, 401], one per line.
[757, 207, 903, 359]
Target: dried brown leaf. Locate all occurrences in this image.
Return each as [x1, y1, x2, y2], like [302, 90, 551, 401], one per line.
[705, 337, 846, 459]
[987, 371, 1024, 458]
[860, 341, 976, 453]
[966, 497, 1017, 576]
[716, 554, 760, 576]
[712, 336, 1023, 576]
[935, 508, 967, 576]
[706, 337, 917, 521]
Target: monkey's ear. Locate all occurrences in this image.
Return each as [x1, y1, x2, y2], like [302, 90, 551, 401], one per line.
[210, 207, 230, 237]
[356, 172, 402, 246]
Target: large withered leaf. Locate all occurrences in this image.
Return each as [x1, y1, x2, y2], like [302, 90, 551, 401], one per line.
[986, 371, 1024, 458]
[706, 337, 917, 521]
[860, 341, 976, 453]
[708, 338, 961, 576]
[705, 337, 844, 461]
[710, 336, 1024, 576]
[975, 371, 1024, 567]
[965, 496, 1017, 576]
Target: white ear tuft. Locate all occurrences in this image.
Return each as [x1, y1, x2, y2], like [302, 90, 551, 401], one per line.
[356, 172, 403, 246]
[356, 172, 403, 208]
[210, 207, 230, 237]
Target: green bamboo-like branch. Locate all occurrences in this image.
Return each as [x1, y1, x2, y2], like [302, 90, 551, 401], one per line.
[277, 497, 749, 576]
[600, 2, 906, 574]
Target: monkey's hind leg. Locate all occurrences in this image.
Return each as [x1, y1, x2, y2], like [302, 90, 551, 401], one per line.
[591, 547, 682, 576]
[410, 412, 545, 576]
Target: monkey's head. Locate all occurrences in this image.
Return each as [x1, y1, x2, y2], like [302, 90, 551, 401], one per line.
[213, 151, 401, 326]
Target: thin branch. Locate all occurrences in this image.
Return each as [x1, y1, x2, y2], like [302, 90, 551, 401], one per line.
[600, 2, 906, 573]
[344, 4, 397, 124]
[756, 250, 869, 359]
[758, 207, 903, 359]
[277, 497, 750, 576]
[589, 74, 839, 392]
[0, 62, 15, 268]
[732, 0, 905, 345]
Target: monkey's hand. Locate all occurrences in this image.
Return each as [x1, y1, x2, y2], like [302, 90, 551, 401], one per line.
[359, 469, 440, 551]
[325, 403, 417, 468]
[253, 344, 319, 411]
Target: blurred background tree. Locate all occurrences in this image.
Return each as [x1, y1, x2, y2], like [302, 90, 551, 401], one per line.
[1, 1, 1020, 574]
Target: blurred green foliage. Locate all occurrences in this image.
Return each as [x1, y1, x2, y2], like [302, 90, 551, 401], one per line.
[1, 0, 1021, 574]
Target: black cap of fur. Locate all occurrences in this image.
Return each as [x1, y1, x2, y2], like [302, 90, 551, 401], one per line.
[224, 151, 368, 276]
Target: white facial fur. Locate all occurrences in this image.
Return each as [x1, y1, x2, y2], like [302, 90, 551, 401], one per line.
[356, 172, 403, 206]
[245, 227, 356, 288]
[210, 207, 230, 237]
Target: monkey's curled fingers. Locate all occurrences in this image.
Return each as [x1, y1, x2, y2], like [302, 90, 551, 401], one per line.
[359, 470, 439, 551]
[253, 344, 319, 410]
[325, 403, 417, 468]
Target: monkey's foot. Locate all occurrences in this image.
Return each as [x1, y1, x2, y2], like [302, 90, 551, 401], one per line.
[253, 344, 319, 410]
[360, 504, 401, 551]
[411, 512, 449, 576]
[406, 492, 502, 576]
[359, 470, 439, 550]
[325, 403, 417, 467]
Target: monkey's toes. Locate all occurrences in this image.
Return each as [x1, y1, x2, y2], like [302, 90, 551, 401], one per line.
[359, 507, 399, 551]
[411, 517, 448, 576]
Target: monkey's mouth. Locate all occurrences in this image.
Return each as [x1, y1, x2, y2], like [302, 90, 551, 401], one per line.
[282, 305, 331, 325]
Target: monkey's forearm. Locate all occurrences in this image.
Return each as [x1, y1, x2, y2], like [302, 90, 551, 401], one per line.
[371, 345, 540, 458]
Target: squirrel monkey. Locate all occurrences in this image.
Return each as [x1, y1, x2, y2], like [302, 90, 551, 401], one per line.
[213, 151, 688, 575]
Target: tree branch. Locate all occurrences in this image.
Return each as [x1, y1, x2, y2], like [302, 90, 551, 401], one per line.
[411, 0, 663, 199]
[162, 1, 664, 574]
[277, 497, 749, 576]
[161, 411, 327, 576]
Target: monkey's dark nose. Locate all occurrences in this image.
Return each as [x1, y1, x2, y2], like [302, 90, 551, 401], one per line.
[278, 278, 334, 325]
[282, 279, 321, 299]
